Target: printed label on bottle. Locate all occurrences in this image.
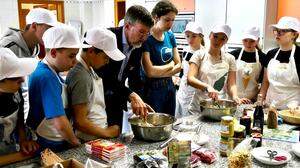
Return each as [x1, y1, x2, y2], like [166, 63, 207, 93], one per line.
[219, 143, 228, 152]
[221, 125, 229, 133]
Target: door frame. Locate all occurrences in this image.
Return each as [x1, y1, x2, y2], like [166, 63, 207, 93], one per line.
[114, 0, 126, 27]
[18, 0, 64, 29]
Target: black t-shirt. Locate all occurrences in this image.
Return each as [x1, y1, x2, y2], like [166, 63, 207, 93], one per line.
[230, 48, 267, 82]
[0, 89, 23, 118]
[230, 48, 268, 66]
[266, 45, 300, 79]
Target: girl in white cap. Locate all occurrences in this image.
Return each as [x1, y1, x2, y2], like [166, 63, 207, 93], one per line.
[260, 16, 300, 109]
[175, 22, 205, 117]
[230, 27, 267, 102]
[188, 25, 244, 114]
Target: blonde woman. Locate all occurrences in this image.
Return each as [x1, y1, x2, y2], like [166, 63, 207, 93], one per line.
[187, 25, 244, 114]
[230, 27, 267, 102]
[176, 22, 205, 117]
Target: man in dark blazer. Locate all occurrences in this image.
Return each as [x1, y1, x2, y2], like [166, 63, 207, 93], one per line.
[96, 5, 154, 128]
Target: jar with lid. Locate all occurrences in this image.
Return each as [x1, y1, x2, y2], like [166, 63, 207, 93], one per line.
[219, 137, 234, 157]
[220, 116, 234, 137]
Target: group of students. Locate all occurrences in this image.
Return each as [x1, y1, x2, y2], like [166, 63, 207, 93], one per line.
[0, 0, 299, 162]
[175, 16, 300, 117]
[0, 4, 154, 159]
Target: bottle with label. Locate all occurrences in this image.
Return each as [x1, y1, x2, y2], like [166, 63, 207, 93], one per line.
[267, 102, 278, 129]
[252, 94, 264, 134]
[240, 109, 251, 135]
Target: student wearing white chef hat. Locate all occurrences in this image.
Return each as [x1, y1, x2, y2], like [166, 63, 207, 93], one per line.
[175, 22, 205, 118]
[26, 24, 90, 152]
[66, 27, 126, 142]
[187, 24, 248, 114]
[230, 26, 267, 102]
[0, 8, 59, 58]
[260, 16, 300, 109]
[0, 8, 60, 129]
[0, 48, 39, 159]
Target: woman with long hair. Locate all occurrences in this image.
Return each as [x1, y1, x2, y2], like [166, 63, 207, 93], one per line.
[176, 22, 205, 117]
[142, 0, 181, 116]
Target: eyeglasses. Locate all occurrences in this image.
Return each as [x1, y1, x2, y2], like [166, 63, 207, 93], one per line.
[273, 28, 294, 36]
[213, 34, 227, 41]
[131, 24, 150, 37]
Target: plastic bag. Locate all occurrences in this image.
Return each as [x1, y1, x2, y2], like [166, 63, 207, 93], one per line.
[84, 158, 110, 168]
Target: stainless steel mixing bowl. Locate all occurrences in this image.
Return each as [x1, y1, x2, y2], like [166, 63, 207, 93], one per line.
[199, 99, 237, 120]
[128, 113, 176, 141]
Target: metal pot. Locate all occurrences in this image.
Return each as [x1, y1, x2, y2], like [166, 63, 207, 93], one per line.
[200, 99, 237, 120]
[128, 113, 176, 141]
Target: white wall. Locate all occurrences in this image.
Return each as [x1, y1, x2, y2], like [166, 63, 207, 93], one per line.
[0, 0, 19, 34]
[126, 0, 158, 11]
[195, 0, 266, 49]
[64, 0, 115, 36]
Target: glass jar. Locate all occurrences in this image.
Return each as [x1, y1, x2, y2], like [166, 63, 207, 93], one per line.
[219, 137, 234, 157]
[220, 116, 234, 137]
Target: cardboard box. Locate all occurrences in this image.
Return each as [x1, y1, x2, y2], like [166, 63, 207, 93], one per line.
[43, 158, 84, 168]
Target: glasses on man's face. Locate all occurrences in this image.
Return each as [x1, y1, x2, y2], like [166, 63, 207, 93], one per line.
[213, 34, 227, 41]
[273, 28, 294, 36]
[131, 25, 150, 37]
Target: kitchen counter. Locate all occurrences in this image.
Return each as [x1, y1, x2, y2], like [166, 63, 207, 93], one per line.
[3, 113, 300, 168]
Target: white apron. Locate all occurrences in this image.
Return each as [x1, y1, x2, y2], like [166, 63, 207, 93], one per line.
[266, 45, 300, 109]
[0, 92, 20, 143]
[176, 47, 199, 117]
[236, 48, 262, 99]
[36, 60, 69, 141]
[75, 57, 108, 141]
[189, 51, 230, 114]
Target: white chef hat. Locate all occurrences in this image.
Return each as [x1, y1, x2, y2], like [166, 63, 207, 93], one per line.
[84, 27, 125, 61]
[211, 24, 231, 38]
[242, 26, 260, 40]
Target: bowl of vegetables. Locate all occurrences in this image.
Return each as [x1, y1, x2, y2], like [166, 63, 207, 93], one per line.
[199, 99, 237, 121]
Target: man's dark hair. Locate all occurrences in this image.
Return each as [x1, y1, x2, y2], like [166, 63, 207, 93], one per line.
[124, 5, 154, 28]
[151, 0, 178, 18]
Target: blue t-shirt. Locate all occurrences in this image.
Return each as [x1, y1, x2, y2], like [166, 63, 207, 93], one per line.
[27, 62, 65, 130]
[143, 31, 177, 66]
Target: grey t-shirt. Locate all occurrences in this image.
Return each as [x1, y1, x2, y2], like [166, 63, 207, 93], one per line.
[66, 62, 93, 106]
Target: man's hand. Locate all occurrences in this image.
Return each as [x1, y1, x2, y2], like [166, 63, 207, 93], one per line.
[19, 140, 39, 155]
[129, 92, 148, 118]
